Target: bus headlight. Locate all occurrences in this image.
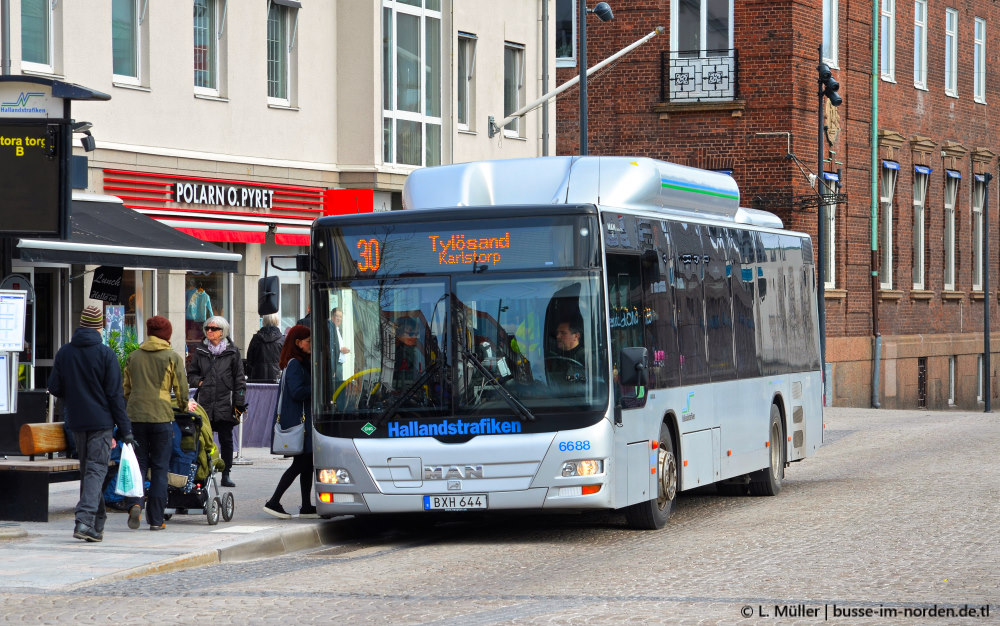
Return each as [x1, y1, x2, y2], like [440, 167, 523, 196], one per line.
[561, 459, 604, 477]
[317, 468, 352, 484]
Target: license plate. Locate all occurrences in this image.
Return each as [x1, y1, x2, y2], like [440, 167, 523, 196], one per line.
[423, 494, 488, 511]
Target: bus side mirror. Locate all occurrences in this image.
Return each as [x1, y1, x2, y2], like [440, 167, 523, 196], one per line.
[258, 276, 279, 316]
[296, 254, 310, 272]
[619, 347, 648, 387]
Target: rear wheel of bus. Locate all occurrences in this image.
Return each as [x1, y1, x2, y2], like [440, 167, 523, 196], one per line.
[625, 423, 677, 530]
[749, 405, 784, 496]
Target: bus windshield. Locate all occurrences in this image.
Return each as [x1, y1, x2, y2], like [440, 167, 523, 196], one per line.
[311, 211, 609, 439]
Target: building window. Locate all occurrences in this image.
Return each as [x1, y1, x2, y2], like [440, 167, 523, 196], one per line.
[194, 0, 220, 95]
[673, 0, 732, 57]
[912, 166, 930, 290]
[879, 161, 899, 289]
[556, 0, 575, 67]
[914, 0, 927, 88]
[823, 0, 838, 66]
[112, 0, 141, 85]
[457, 33, 476, 131]
[503, 42, 525, 137]
[382, 0, 442, 167]
[185, 271, 231, 359]
[973, 176, 985, 290]
[974, 17, 986, 103]
[945, 8, 958, 96]
[880, 0, 895, 81]
[944, 171, 960, 291]
[20, 0, 55, 74]
[667, 0, 735, 102]
[267, 1, 299, 106]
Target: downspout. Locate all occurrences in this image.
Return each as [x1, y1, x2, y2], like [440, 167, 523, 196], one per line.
[1, 0, 10, 75]
[871, 3, 882, 408]
[542, 0, 550, 156]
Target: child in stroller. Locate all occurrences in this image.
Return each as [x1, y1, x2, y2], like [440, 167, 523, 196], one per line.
[165, 402, 234, 524]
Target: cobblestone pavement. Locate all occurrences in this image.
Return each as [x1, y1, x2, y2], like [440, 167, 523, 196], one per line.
[2, 407, 997, 624]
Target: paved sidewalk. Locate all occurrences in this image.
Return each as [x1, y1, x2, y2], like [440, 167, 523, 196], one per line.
[0, 447, 339, 591]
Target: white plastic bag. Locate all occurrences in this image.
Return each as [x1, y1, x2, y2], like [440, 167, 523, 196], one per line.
[115, 442, 144, 498]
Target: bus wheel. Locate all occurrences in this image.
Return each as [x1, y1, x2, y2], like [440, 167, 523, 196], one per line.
[749, 405, 784, 496]
[625, 423, 677, 530]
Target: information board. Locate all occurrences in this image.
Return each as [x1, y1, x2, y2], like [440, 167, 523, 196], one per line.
[0, 121, 62, 236]
[0, 290, 28, 352]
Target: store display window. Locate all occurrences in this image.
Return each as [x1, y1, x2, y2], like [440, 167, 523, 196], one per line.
[185, 271, 229, 359]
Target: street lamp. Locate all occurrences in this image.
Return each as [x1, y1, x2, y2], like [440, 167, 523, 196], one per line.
[579, 1, 613, 155]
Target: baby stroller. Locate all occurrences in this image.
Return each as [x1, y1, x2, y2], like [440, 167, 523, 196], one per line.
[165, 403, 234, 525]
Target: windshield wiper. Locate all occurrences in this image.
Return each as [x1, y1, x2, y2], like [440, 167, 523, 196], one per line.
[462, 348, 535, 422]
[373, 360, 441, 427]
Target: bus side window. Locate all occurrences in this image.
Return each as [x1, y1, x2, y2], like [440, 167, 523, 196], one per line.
[607, 254, 648, 408]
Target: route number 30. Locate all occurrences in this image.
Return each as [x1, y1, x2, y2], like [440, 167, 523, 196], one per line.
[357, 239, 381, 271]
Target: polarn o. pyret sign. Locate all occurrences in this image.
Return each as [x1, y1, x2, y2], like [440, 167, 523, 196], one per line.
[0, 122, 60, 236]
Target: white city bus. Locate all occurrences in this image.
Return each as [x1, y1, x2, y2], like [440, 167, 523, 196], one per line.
[306, 156, 823, 529]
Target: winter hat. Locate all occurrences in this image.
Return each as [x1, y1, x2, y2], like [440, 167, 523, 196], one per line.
[146, 316, 172, 342]
[80, 305, 103, 329]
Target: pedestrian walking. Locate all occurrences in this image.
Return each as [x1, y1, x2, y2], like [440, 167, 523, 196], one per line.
[245, 313, 284, 383]
[48, 305, 134, 542]
[187, 315, 246, 487]
[263, 324, 318, 519]
[123, 315, 191, 531]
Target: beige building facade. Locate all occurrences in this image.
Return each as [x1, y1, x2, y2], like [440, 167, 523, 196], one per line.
[3, 0, 558, 387]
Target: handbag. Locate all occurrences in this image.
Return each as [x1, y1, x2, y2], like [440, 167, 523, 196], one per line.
[115, 442, 145, 498]
[270, 376, 305, 455]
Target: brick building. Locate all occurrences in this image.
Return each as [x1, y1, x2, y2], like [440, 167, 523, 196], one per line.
[556, 0, 1000, 409]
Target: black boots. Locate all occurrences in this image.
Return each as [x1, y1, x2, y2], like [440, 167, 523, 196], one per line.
[221, 471, 236, 487]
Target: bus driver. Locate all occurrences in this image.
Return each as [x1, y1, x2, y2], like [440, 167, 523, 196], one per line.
[547, 321, 586, 383]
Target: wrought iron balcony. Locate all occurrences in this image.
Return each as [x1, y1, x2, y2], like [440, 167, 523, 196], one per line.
[660, 49, 739, 103]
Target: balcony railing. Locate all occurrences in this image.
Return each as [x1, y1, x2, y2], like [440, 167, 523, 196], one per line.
[660, 49, 739, 103]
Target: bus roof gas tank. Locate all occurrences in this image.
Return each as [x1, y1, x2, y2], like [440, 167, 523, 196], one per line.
[401, 156, 774, 226]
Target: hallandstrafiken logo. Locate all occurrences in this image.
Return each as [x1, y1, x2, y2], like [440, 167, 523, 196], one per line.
[0, 92, 47, 115]
[384, 418, 523, 438]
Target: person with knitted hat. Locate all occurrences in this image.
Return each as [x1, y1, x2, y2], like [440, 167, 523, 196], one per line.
[49, 304, 134, 542]
[123, 315, 191, 531]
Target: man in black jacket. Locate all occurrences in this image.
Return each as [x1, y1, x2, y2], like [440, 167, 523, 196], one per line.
[49, 305, 134, 542]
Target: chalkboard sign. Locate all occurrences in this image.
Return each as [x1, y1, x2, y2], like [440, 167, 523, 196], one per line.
[89, 266, 124, 304]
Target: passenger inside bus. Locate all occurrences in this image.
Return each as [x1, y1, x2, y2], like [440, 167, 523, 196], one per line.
[393, 317, 425, 387]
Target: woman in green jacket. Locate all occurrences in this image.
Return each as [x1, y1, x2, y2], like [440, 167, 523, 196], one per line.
[123, 316, 190, 531]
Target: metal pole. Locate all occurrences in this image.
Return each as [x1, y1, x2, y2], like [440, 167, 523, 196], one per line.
[816, 46, 827, 375]
[984, 172, 993, 412]
[579, 0, 588, 155]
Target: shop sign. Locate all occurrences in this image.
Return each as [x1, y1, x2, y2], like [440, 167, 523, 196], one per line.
[89, 266, 125, 304]
[173, 182, 275, 210]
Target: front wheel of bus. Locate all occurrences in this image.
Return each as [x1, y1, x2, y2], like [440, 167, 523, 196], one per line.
[749, 405, 784, 497]
[624, 423, 677, 530]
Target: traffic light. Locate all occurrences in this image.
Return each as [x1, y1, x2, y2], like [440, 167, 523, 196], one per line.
[817, 63, 842, 106]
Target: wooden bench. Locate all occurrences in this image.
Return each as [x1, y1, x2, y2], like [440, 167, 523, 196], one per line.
[0, 422, 82, 522]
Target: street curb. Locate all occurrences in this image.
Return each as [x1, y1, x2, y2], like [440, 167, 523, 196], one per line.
[65, 549, 221, 590]
[69, 521, 338, 588]
[0, 525, 29, 540]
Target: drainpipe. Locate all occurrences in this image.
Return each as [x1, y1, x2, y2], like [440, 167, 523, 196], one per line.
[870, 2, 882, 408]
[1, 0, 10, 75]
[542, 0, 550, 156]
